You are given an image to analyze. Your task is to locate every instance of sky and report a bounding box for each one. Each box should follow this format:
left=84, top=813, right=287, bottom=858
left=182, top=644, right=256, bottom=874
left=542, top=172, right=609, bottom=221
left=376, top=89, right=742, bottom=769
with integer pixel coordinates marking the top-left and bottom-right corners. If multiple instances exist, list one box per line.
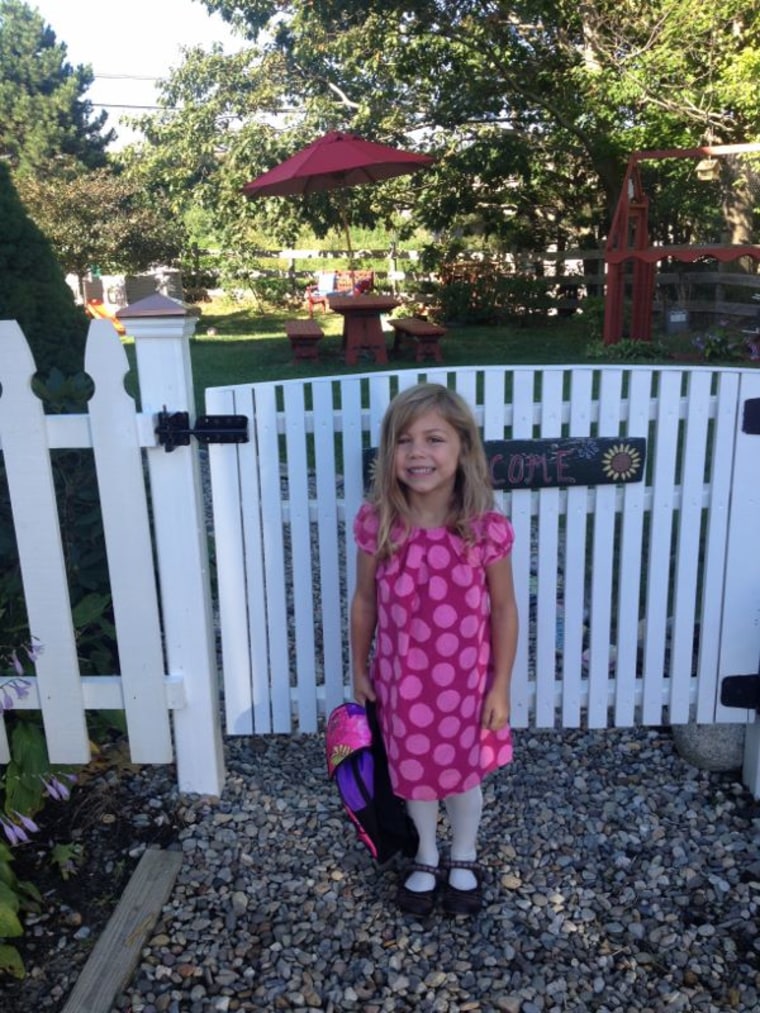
left=30, top=0, right=243, bottom=146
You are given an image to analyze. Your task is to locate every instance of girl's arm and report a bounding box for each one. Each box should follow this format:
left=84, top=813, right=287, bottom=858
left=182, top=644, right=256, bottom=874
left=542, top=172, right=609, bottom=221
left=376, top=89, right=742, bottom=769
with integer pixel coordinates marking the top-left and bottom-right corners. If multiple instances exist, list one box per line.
left=350, top=548, right=378, bottom=704
left=482, top=554, right=519, bottom=729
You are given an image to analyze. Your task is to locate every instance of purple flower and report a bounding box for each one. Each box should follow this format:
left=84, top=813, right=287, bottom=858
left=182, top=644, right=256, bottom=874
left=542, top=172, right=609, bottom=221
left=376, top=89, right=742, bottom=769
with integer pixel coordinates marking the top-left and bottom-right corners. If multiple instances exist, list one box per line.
left=10, top=678, right=29, bottom=700
left=0, top=678, right=31, bottom=714
left=0, top=815, right=29, bottom=846
left=41, top=775, right=71, bottom=801
left=13, top=811, right=39, bottom=835
left=25, top=640, right=43, bottom=663
left=10, top=651, right=24, bottom=676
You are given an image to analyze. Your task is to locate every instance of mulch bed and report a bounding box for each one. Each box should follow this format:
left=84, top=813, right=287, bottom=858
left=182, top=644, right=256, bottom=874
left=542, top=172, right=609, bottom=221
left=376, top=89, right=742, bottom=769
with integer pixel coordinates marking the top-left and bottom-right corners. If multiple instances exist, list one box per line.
left=2, top=740, right=180, bottom=1012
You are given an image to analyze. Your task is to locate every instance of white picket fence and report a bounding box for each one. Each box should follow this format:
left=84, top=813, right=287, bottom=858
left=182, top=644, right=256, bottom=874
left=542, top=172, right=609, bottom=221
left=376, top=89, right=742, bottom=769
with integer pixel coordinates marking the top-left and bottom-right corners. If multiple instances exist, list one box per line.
left=207, top=366, right=760, bottom=795
left=2, top=304, right=760, bottom=796
left=0, top=306, right=225, bottom=795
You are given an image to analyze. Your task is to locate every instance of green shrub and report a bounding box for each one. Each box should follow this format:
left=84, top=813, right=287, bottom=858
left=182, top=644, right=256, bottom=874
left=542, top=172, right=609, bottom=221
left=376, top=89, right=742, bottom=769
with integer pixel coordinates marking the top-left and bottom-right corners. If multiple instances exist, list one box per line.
left=438, top=272, right=551, bottom=324
left=0, top=163, right=88, bottom=376
left=692, top=325, right=747, bottom=361
left=585, top=337, right=667, bottom=361
left=0, top=645, right=77, bottom=980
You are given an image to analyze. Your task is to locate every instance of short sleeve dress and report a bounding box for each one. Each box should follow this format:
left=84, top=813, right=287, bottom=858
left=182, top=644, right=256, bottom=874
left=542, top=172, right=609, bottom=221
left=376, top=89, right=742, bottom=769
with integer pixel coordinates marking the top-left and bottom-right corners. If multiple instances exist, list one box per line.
left=354, top=502, right=515, bottom=801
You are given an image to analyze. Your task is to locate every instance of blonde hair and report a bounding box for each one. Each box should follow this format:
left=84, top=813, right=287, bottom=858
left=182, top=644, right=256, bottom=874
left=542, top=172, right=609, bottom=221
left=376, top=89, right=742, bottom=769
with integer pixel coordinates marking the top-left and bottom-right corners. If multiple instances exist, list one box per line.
left=369, top=383, right=494, bottom=557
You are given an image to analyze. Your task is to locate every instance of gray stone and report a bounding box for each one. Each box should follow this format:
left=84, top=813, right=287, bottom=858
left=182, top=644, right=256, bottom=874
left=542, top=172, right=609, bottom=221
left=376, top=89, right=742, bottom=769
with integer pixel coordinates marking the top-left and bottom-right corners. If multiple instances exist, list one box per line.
left=672, top=723, right=745, bottom=772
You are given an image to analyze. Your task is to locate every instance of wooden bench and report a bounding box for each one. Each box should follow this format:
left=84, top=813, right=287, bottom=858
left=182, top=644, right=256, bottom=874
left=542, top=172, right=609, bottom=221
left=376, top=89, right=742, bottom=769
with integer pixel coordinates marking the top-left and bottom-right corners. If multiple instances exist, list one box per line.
left=285, top=319, right=324, bottom=362
left=388, top=317, right=447, bottom=362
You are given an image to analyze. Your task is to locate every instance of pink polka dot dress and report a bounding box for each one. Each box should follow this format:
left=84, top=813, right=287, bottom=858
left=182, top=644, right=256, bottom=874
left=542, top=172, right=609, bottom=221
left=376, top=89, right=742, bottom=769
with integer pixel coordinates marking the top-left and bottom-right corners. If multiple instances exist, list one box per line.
left=354, top=502, right=515, bottom=801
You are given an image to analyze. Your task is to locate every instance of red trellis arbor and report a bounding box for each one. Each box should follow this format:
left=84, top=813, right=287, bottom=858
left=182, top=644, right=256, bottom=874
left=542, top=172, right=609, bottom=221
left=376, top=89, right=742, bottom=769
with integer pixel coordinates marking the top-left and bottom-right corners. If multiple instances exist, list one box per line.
left=604, top=143, right=760, bottom=345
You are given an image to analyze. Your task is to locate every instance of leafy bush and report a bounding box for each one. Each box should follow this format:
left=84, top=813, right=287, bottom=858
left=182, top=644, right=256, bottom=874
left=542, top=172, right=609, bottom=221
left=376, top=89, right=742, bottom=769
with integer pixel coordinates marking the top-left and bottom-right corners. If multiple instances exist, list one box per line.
left=0, top=647, right=78, bottom=980
left=438, top=271, right=552, bottom=324
left=691, top=325, right=747, bottom=361
left=585, top=338, right=667, bottom=361
left=0, top=163, right=88, bottom=376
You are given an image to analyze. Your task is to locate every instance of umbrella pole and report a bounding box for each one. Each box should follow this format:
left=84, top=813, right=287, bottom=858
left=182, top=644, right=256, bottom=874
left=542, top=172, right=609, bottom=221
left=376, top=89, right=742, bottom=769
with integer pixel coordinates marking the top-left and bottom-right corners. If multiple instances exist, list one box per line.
left=339, top=204, right=355, bottom=289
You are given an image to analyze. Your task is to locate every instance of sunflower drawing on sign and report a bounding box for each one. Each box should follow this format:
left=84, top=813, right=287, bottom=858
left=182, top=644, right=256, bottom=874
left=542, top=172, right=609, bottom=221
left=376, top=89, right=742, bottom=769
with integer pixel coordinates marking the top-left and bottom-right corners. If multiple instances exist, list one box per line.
left=601, top=442, right=643, bottom=482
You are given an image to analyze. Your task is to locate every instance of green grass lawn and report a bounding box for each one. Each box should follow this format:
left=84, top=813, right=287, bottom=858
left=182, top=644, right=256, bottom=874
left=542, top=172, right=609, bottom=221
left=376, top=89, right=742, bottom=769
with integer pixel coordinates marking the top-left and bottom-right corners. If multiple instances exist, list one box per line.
left=174, top=296, right=602, bottom=409
left=122, top=295, right=751, bottom=412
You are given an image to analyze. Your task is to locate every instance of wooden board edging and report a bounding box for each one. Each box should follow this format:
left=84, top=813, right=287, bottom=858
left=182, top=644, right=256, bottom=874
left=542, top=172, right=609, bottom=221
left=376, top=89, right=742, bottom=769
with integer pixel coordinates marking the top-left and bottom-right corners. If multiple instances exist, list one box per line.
left=61, top=847, right=183, bottom=1013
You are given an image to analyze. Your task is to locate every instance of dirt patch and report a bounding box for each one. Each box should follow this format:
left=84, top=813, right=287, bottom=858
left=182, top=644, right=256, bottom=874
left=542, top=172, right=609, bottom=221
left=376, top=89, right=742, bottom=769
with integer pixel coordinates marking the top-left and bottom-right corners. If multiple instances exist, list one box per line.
left=2, top=741, right=180, bottom=1012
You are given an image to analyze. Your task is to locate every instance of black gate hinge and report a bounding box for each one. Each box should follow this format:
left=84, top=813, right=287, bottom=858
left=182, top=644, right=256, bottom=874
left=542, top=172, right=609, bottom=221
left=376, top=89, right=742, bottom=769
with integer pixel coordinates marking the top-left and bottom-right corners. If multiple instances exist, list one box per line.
left=742, top=398, right=760, bottom=435
left=720, top=674, right=760, bottom=713
left=155, top=409, right=249, bottom=453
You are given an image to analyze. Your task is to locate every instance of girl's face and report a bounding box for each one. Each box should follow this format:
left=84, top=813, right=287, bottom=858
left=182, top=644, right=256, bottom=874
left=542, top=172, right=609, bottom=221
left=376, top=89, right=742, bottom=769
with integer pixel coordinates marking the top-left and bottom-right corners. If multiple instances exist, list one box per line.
left=394, top=410, right=462, bottom=498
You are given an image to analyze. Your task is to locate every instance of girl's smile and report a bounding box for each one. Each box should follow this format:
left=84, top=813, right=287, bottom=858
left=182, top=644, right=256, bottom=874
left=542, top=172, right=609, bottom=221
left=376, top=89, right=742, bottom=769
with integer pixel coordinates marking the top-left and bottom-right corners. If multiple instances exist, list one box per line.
left=395, top=410, right=461, bottom=504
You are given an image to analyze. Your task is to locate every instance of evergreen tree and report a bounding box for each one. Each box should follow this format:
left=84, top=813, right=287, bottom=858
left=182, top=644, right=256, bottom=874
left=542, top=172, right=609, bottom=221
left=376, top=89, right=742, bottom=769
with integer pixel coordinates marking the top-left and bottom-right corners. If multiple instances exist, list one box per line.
left=0, top=0, right=113, bottom=174
left=0, top=161, right=87, bottom=375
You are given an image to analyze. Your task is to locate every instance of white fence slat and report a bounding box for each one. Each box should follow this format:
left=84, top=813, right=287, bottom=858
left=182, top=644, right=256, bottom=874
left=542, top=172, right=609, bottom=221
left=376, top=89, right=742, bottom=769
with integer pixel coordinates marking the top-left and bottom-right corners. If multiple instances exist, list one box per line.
left=453, top=369, right=479, bottom=410
left=312, top=380, right=345, bottom=717
left=614, top=369, right=652, bottom=725
left=284, top=383, right=318, bottom=731
left=424, top=367, right=450, bottom=388
left=482, top=369, right=508, bottom=514
left=8, top=674, right=184, bottom=713
left=85, top=322, right=172, bottom=761
left=534, top=370, right=564, bottom=726
left=254, top=383, right=291, bottom=732
left=45, top=414, right=92, bottom=448
left=641, top=370, right=682, bottom=725
left=0, top=709, right=9, bottom=763
left=482, top=370, right=507, bottom=440
left=207, top=386, right=255, bottom=735
left=395, top=372, right=419, bottom=399
left=562, top=369, right=594, bottom=727
left=508, top=369, right=536, bottom=726
left=718, top=370, right=760, bottom=724
left=342, top=377, right=366, bottom=672
left=368, top=374, right=393, bottom=446
left=0, top=322, right=89, bottom=761
left=696, top=372, right=739, bottom=722
left=586, top=369, right=623, bottom=727
left=668, top=371, right=712, bottom=723
left=237, top=387, right=273, bottom=734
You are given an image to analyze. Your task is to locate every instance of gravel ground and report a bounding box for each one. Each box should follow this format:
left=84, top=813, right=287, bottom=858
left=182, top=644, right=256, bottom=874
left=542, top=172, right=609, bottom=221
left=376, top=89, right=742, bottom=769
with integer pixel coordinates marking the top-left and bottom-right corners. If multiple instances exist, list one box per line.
left=4, top=725, right=759, bottom=1013
left=33, top=722, right=760, bottom=1013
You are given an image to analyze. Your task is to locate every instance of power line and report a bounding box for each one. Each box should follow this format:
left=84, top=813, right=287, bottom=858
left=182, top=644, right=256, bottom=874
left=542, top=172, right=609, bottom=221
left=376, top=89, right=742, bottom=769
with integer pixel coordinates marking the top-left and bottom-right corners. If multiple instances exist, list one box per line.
left=96, top=103, right=166, bottom=110
left=92, top=73, right=161, bottom=81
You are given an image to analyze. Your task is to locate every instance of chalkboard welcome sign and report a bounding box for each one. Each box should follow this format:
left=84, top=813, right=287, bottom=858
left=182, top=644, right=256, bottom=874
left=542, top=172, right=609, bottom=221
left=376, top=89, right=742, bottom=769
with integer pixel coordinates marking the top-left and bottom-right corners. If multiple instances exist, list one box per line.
left=363, top=437, right=646, bottom=491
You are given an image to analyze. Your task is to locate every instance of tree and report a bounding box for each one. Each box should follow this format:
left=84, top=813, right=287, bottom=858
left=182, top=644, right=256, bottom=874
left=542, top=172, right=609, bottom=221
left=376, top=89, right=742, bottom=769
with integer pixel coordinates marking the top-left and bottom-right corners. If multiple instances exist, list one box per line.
left=0, top=161, right=87, bottom=375
left=124, top=1, right=760, bottom=261
left=15, top=161, right=185, bottom=299
left=0, top=0, right=113, bottom=174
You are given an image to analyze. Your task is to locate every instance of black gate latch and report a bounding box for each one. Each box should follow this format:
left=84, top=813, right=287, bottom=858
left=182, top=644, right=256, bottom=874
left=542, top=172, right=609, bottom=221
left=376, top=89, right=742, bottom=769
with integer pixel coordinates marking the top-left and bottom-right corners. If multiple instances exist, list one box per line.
left=742, top=398, right=760, bottom=435
left=720, top=674, right=760, bottom=713
left=155, top=409, right=249, bottom=452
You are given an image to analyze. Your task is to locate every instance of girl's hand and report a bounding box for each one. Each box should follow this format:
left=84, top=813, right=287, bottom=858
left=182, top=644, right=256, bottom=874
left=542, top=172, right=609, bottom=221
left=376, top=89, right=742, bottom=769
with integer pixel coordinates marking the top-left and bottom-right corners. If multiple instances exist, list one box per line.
left=481, top=687, right=510, bottom=731
left=353, top=671, right=376, bottom=706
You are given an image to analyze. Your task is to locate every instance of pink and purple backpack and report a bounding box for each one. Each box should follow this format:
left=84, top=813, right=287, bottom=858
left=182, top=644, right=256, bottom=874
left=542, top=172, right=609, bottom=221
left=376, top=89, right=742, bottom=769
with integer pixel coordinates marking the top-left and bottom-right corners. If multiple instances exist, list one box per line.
left=326, top=701, right=418, bottom=866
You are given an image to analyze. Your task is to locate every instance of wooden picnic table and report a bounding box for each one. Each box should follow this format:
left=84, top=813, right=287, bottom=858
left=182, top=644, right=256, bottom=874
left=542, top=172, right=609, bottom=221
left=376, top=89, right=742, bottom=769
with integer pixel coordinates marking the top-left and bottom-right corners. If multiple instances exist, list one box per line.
left=327, top=294, right=400, bottom=365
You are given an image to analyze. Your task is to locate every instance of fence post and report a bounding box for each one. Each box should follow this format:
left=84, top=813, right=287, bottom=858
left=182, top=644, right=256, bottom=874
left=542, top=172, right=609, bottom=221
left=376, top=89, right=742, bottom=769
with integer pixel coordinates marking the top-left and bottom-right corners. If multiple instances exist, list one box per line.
left=119, top=294, right=225, bottom=796
left=717, top=369, right=760, bottom=798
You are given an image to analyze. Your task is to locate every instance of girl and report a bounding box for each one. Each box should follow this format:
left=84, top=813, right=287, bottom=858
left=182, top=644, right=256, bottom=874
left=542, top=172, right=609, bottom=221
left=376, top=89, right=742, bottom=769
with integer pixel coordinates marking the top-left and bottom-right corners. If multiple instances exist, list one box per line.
left=350, top=383, right=518, bottom=917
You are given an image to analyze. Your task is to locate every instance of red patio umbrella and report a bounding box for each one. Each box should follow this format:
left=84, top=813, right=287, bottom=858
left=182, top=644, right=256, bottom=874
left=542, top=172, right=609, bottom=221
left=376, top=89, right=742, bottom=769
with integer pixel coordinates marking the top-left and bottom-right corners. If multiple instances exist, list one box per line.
left=242, top=130, right=434, bottom=271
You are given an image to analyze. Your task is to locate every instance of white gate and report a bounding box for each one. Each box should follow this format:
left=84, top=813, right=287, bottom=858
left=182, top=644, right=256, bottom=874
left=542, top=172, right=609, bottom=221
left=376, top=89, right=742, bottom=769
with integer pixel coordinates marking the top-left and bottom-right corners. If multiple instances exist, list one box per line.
left=0, top=309, right=225, bottom=795
left=4, top=306, right=760, bottom=799
left=207, top=366, right=760, bottom=793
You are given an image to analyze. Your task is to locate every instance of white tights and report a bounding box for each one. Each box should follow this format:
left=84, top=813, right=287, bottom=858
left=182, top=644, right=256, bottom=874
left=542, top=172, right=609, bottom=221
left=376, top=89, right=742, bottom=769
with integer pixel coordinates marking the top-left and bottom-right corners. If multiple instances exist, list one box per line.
left=404, top=786, right=483, bottom=892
